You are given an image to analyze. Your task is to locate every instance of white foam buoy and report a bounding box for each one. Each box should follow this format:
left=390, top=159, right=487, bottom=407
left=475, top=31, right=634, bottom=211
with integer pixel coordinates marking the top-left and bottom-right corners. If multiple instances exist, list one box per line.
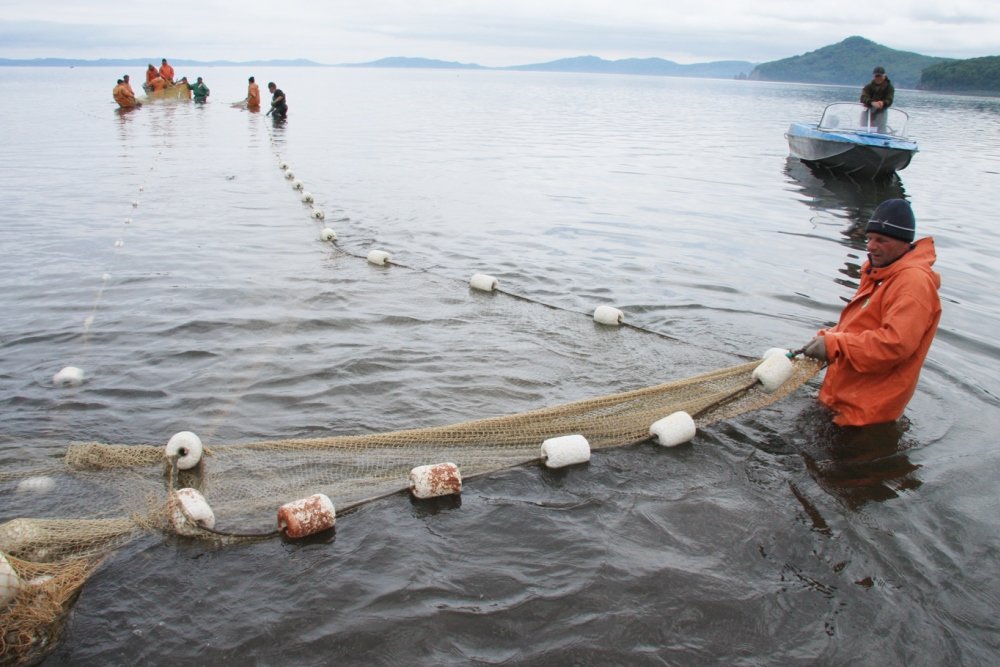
left=469, top=273, right=498, bottom=292
left=649, top=411, right=697, bottom=447
left=169, top=488, right=215, bottom=535
left=320, top=228, right=337, bottom=242
left=593, top=305, right=624, bottom=326
left=292, top=179, right=304, bottom=191
left=311, top=208, right=326, bottom=220
left=277, top=493, right=336, bottom=538
left=131, top=200, right=139, bottom=208
left=279, top=161, right=289, bottom=170
left=367, top=249, right=391, bottom=266
left=125, top=217, right=132, bottom=224
left=102, top=273, right=111, bottom=282
left=300, top=191, right=314, bottom=203
left=114, top=240, right=124, bottom=248
left=284, top=170, right=295, bottom=180
left=16, top=476, right=56, bottom=495
left=540, top=434, right=591, bottom=469
left=165, top=431, right=204, bottom=470
left=52, top=366, right=84, bottom=387
left=409, top=462, right=462, bottom=499
left=1, top=552, right=20, bottom=608
left=752, top=353, right=795, bottom=393
left=762, top=347, right=790, bottom=360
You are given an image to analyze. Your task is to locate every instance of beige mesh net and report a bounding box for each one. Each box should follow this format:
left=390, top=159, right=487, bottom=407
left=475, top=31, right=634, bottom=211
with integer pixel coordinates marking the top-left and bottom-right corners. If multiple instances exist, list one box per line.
left=1, top=357, right=819, bottom=666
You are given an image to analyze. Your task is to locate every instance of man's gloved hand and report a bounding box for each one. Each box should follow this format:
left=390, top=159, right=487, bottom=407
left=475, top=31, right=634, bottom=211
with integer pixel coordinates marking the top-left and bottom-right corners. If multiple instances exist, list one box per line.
left=802, top=336, right=827, bottom=362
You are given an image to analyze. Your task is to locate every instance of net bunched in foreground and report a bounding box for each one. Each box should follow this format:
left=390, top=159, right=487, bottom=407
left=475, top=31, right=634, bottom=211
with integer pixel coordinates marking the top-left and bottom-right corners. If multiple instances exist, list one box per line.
left=0, top=358, right=819, bottom=665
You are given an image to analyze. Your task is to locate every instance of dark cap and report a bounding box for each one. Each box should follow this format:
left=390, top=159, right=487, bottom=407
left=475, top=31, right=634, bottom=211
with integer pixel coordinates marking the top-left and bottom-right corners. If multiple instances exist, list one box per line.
left=873, top=66, right=886, bottom=75
left=866, top=199, right=915, bottom=242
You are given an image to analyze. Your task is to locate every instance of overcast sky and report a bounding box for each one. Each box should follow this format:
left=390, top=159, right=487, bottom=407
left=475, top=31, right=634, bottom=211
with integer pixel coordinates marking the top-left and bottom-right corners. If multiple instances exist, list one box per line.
left=2, top=1, right=998, bottom=66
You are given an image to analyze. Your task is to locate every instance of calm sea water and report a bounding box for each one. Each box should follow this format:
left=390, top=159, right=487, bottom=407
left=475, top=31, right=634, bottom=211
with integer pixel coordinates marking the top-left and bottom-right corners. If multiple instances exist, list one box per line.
left=1, top=66, right=999, bottom=665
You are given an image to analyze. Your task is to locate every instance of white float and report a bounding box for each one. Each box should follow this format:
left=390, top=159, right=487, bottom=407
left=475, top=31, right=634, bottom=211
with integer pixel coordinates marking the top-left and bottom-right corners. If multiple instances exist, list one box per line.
left=469, top=273, right=498, bottom=292
left=169, top=488, right=215, bottom=535
left=300, top=191, right=314, bottom=203
left=311, top=208, right=326, bottom=220
left=320, top=228, right=337, bottom=242
left=131, top=200, right=139, bottom=208
left=279, top=161, right=290, bottom=170
left=367, top=250, right=391, bottom=266
left=52, top=366, right=84, bottom=387
left=278, top=493, right=336, bottom=538
left=284, top=170, right=295, bottom=180
left=593, top=305, right=624, bottom=326
left=540, top=434, right=591, bottom=468
left=16, top=476, right=56, bottom=495
left=1, top=552, right=19, bottom=608
left=292, top=179, right=304, bottom=191
left=409, top=462, right=462, bottom=499
left=649, top=411, right=696, bottom=447
left=752, top=353, right=795, bottom=393
left=165, top=431, right=204, bottom=470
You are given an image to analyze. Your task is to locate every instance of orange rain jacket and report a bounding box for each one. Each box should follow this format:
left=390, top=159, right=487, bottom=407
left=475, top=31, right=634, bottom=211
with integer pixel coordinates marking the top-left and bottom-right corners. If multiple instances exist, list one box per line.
left=817, top=237, right=941, bottom=426
left=159, top=61, right=175, bottom=82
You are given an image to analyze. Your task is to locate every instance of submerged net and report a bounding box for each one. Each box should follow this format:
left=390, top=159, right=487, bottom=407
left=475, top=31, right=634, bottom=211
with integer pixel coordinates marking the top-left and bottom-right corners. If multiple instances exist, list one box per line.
left=1, top=357, right=819, bottom=665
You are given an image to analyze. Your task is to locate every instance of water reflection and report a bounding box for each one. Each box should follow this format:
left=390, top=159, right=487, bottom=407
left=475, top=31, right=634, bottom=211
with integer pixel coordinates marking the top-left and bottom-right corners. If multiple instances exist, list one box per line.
left=784, top=156, right=908, bottom=292
left=794, top=405, right=922, bottom=510
left=784, top=157, right=907, bottom=233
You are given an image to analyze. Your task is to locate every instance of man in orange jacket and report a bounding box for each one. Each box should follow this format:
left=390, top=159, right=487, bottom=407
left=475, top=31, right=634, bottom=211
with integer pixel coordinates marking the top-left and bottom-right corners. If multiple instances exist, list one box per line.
left=801, top=199, right=941, bottom=426
left=159, top=58, right=175, bottom=84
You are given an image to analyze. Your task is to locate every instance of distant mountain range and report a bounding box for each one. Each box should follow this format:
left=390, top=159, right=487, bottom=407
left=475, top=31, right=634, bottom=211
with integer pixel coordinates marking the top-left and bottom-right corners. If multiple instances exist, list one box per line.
left=343, top=55, right=756, bottom=80
left=2, top=37, right=996, bottom=94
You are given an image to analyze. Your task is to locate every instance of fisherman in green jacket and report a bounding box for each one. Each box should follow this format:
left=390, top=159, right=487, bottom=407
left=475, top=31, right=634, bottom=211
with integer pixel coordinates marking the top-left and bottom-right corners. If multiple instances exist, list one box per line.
left=860, top=66, right=893, bottom=131
left=189, top=76, right=210, bottom=103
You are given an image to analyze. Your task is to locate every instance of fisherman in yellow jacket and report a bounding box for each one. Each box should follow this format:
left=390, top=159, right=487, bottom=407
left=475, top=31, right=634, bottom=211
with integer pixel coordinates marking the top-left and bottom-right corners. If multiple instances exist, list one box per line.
left=801, top=199, right=941, bottom=426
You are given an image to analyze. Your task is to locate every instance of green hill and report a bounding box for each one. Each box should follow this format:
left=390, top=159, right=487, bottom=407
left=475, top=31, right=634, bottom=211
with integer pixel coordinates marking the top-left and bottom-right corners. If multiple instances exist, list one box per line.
left=920, top=56, right=1000, bottom=94
left=748, top=36, right=951, bottom=88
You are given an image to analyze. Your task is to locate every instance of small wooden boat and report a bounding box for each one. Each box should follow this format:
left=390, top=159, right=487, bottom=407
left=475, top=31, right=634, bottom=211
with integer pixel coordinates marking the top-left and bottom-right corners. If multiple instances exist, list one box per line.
left=785, top=102, right=918, bottom=179
left=142, top=80, right=191, bottom=101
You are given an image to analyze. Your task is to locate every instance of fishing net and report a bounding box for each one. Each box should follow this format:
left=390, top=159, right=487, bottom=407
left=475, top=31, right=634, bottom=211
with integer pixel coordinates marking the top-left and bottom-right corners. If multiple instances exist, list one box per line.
left=0, top=356, right=818, bottom=666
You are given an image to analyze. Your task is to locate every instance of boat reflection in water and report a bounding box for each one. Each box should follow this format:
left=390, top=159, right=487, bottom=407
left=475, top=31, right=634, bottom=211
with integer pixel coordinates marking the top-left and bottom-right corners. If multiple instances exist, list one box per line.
left=784, top=154, right=906, bottom=248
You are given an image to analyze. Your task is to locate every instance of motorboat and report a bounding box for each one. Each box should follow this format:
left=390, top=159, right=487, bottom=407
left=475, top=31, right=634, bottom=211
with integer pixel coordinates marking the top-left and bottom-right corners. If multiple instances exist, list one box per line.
left=785, top=102, right=918, bottom=179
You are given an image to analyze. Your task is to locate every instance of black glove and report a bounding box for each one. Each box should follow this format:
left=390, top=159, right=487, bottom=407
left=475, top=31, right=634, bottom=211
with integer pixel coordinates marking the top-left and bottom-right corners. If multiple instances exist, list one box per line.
left=802, top=336, right=827, bottom=362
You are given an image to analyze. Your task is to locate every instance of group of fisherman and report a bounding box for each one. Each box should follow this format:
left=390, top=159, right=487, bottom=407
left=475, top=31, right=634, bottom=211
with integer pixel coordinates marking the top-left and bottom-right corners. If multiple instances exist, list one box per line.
left=113, top=59, right=286, bottom=120
left=113, top=58, right=210, bottom=109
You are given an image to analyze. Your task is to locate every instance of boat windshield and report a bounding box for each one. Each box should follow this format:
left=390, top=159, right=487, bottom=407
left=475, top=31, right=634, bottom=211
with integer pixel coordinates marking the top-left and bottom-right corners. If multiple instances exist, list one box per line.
left=817, top=103, right=910, bottom=138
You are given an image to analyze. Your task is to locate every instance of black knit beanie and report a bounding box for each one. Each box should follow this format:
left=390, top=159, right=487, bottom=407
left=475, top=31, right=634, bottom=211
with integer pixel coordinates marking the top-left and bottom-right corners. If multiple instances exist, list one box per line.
left=866, top=199, right=915, bottom=242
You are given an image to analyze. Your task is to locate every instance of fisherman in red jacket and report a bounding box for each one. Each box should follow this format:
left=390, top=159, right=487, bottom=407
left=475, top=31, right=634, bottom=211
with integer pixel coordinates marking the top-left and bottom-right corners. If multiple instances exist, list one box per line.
left=801, top=199, right=941, bottom=426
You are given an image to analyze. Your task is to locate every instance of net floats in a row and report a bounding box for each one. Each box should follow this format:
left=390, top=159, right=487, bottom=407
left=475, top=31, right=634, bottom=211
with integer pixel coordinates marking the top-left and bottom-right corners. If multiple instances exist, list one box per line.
left=753, top=348, right=796, bottom=393
left=593, top=305, right=625, bottom=326
left=169, top=488, right=216, bottom=536
left=278, top=494, right=336, bottom=539
left=165, top=431, right=204, bottom=470
left=470, top=273, right=499, bottom=292
left=1, top=551, right=19, bottom=607
left=649, top=411, right=697, bottom=447
left=367, top=250, right=392, bottom=266
left=52, top=366, right=85, bottom=387
left=409, top=462, right=462, bottom=498
left=541, top=435, right=591, bottom=468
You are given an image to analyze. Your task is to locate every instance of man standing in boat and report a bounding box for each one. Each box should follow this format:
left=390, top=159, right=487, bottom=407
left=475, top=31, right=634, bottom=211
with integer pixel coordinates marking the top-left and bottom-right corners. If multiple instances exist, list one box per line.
left=159, top=58, right=175, bottom=85
left=800, top=199, right=941, bottom=427
left=268, top=82, right=288, bottom=120
left=860, top=66, right=894, bottom=131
